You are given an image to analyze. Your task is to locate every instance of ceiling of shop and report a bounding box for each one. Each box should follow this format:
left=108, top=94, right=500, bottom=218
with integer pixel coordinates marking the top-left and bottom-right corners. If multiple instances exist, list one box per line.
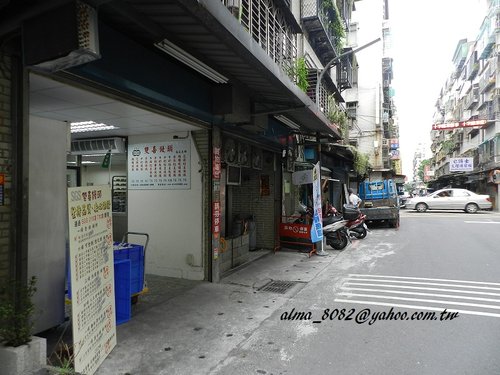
left=29, top=73, right=201, bottom=140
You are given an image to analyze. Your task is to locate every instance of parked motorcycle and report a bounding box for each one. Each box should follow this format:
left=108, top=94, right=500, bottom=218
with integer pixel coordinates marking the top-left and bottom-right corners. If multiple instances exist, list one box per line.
left=322, top=203, right=350, bottom=250
left=342, top=204, right=369, bottom=239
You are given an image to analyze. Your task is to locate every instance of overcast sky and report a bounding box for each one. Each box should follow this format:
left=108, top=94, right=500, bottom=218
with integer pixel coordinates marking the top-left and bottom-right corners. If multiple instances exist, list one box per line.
left=390, top=0, right=487, bottom=177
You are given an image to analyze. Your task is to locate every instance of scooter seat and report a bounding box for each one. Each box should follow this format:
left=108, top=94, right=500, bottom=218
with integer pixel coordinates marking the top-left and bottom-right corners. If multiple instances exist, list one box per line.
left=323, top=215, right=343, bottom=225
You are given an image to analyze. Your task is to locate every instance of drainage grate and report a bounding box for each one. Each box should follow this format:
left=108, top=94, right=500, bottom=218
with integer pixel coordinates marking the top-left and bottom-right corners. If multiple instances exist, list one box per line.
left=259, top=280, right=298, bottom=294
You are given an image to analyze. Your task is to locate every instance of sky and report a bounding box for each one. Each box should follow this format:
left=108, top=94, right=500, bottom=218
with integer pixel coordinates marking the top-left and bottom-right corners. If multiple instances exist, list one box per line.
left=390, top=0, right=487, bottom=178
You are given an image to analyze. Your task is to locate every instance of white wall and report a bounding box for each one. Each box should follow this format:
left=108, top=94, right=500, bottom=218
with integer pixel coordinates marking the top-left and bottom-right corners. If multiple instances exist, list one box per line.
left=81, top=164, right=126, bottom=186
left=28, top=116, right=67, bottom=333
left=127, top=133, right=204, bottom=280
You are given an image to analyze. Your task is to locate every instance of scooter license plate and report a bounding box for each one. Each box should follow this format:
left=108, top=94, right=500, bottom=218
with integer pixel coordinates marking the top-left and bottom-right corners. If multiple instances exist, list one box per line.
left=363, top=223, right=368, bottom=230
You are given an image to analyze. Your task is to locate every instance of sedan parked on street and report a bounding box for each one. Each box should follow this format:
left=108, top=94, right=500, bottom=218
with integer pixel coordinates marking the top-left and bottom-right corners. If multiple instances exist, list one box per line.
left=406, top=188, right=492, bottom=213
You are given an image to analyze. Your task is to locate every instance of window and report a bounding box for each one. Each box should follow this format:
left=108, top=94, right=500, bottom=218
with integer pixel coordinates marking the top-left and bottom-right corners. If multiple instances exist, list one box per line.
left=452, top=190, right=470, bottom=197
left=436, top=190, right=451, bottom=197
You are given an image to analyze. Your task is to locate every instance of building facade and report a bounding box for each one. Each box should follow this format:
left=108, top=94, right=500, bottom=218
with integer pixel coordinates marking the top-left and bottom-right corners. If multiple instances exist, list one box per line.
left=429, top=0, right=500, bottom=210
left=344, top=0, right=402, bottom=183
left=0, top=0, right=365, bottom=333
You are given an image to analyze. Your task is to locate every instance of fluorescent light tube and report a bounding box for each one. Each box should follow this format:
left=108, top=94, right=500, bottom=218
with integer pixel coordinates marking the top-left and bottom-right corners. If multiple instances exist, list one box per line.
left=275, top=115, right=301, bottom=130
left=154, top=39, right=229, bottom=84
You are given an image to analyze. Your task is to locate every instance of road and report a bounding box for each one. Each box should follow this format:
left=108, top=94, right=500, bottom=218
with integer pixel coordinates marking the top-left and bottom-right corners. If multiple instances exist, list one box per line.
left=212, top=211, right=500, bottom=375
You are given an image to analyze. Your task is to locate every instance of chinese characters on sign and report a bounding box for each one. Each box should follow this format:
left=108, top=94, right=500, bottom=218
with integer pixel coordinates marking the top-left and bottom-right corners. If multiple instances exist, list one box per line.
left=67, top=186, right=116, bottom=375
left=213, top=146, right=221, bottom=180
left=128, top=140, right=191, bottom=189
left=450, top=157, right=474, bottom=172
left=310, top=162, right=323, bottom=243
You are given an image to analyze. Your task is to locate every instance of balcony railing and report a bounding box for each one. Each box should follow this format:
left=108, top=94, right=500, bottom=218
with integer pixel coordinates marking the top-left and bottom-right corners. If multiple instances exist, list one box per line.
left=479, top=64, right=495, bottom=93
left=337, top=56, right=353, bottom=90
left=222, top=0, right=298, bottom=80
left=302, top=0, right=342, bottom=66
left=464, top=86, right=479, bottom=109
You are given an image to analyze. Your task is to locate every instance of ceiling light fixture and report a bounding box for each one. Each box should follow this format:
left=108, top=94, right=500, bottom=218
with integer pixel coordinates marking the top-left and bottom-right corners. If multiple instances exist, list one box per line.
left=154, top=39, right=229, bottom=84
left=274, top=115, right=301, bottom=130
left=70, top=121, right=119, bottom=133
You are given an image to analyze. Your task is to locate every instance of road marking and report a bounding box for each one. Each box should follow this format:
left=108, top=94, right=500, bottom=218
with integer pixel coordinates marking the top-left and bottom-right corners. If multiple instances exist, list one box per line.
left=334, top=299, right=500, bottom=318
left=344, top=279, right=500, bottom=291
left=348, top=274, right=500, bottom=286
left=343, top=287, right=500, bottom=302
left=343, top=282, right=500, bottom=296
left=338, top=292, right=500, bottom=310
left=337, top=274, right=500, bottom=318
left=464, top=221, right=500, bottom=224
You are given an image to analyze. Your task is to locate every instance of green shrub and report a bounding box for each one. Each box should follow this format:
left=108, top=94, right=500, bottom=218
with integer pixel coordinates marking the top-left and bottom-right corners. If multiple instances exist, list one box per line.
left=0, top=276, right=37, bottom=347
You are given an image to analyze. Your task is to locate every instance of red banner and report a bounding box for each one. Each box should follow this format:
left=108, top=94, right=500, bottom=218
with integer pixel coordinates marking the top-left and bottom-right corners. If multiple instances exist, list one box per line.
left=432, top=119, right=487, bottom=131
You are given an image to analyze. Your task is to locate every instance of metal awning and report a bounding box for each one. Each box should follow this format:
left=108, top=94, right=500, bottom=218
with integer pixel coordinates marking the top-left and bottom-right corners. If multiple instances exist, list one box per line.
left=93, top=0, right=339, bottom=137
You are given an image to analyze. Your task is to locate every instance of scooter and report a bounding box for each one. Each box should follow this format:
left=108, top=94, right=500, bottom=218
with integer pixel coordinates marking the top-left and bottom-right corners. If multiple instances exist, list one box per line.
left=322, top=204, right=350, bottom=250
left=342, top=204, right=369, bottom=239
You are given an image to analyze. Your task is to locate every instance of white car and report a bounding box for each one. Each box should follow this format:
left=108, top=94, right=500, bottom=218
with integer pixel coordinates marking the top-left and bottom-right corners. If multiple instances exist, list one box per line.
left=406, top=188, right=492, bottom=213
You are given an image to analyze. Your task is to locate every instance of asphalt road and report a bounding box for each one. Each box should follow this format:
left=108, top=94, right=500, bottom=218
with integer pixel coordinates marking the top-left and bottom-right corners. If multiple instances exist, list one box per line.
left=212, top=211, right=500, bottom=375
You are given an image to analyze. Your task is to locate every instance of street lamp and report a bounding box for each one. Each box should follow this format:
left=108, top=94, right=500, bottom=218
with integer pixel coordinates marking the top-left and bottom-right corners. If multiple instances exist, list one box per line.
left=314, top=38, right=380, bottom=256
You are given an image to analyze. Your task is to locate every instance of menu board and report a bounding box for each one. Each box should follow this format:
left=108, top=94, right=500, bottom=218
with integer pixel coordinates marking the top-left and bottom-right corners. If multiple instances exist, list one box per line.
left=67, top=186, right=116, bottom=375
left=128, top=140, right=191, bottom=190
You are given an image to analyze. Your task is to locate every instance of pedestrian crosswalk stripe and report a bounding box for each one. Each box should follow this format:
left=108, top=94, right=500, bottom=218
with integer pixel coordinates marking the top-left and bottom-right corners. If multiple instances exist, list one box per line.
left=343, top=287, right=500, bottom=302
left=339, top=292, right=500, bottom=310
left=348, top=274, right=500, bottom=286
left=345, top=279, right=500, bottom=291
left=337, top=274, right=500, bottom=319
left=334, top=299, right=500, bottom=319
left=463, top=221, right=500, bottom=224
left=343, top=282, right=500, bottom=296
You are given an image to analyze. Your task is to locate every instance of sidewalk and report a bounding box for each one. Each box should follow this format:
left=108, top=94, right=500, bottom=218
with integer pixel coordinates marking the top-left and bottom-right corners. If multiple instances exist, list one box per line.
left=87, top=249, right=342, bottom=375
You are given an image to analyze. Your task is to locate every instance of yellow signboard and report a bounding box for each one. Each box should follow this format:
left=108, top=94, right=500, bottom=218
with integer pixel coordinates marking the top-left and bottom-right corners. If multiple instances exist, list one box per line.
left=67, top=186, right=116, bottom=375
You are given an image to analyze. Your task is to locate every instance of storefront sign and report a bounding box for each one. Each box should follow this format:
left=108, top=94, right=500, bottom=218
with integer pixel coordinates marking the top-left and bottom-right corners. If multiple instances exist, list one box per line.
left=212, top=201, right=221, bottom=259
left=213, top=147, right=221, bottom=180
left=128, top=140, right=191, bottom=189
left=67, top=186, right=116, bottom=375
left=432, top=120, right=487, bottom=131
left=450, top=157, right=473, bottom=172
left=310, top=162, right=323, bottom=243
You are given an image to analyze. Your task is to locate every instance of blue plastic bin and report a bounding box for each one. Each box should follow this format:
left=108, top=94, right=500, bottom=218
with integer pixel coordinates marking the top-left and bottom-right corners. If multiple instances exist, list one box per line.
left=113, top=242, right=145, bottom=295
left=114, top=259, right=131, bottom=325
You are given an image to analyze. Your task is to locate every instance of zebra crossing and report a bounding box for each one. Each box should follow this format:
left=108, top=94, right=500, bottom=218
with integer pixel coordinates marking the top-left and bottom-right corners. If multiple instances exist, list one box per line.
left=334, top=274, right=500, bottom=318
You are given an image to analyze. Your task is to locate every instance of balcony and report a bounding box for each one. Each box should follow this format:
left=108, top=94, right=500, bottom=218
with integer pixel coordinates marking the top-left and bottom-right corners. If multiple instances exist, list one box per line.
left=306, top=68, right=342, bottom=117
left=479, top=64, right=495, bottom=93
left=229, top=0, right=299, bottom=77
left=337, top=52, right=353, bottom=90
left=302, top=0, right=343, bottom=66
left=466, top=51, right=479, bottom=80
left=464, top=86, right=479, bottom=109
left=479, top=102, right=496, bottom=121
left=478, top=17, right=496, bottom=59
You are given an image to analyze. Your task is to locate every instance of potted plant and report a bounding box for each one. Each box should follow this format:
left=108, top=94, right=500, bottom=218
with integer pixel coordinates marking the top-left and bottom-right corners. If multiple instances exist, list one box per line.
left=0, top=276, right=47, bottom=375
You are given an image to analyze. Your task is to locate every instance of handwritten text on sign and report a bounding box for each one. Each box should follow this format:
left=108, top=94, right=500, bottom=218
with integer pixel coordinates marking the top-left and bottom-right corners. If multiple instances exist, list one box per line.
left=68, top=186, right=116, bottom=375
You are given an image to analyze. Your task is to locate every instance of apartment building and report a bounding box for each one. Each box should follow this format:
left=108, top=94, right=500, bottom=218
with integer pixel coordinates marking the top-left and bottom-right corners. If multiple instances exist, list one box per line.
left=343, top=0, right=402, bottom=182
left=429, top=0, right=500, bottom=210
left=0, top=0, right=365, bottom=334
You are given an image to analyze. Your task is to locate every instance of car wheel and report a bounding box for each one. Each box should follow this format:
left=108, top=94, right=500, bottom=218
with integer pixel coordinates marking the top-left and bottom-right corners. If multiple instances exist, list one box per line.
left=465, top=203, right=479, bottom=214
left=415, top=203, right=428, bottom=212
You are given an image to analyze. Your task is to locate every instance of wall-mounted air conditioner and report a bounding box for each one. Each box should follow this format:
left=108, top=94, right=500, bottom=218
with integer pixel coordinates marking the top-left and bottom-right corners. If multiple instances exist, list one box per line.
left=23, top=1, right=100, bottom=72
left=71, top=137, right=126, bottom=155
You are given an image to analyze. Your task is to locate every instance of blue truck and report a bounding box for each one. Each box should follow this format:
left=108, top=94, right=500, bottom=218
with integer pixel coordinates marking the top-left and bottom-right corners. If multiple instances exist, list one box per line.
left=358, top=179, right=400, bottom=228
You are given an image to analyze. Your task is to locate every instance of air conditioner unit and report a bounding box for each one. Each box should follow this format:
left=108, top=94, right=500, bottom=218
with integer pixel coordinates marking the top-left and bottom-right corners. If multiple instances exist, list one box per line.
left=23, top=1, right=100, bottom=72
left=71, top=137, right=126, bottom=155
